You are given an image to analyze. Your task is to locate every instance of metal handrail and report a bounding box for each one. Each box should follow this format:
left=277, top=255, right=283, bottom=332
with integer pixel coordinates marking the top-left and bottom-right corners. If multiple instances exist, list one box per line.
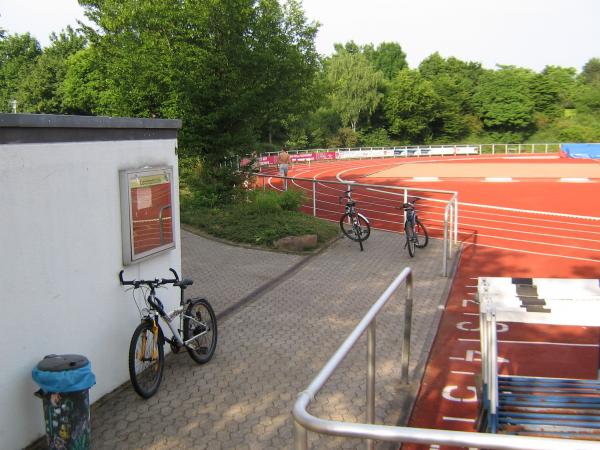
left=253, top=173, right=458, bottom=276
left=292, top=268, right=600, bottom=450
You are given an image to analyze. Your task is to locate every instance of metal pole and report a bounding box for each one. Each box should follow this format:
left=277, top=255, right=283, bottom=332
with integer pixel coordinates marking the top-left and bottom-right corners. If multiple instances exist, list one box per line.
left=403, top=189, right=408, bottom=225
left=262, top=175, right=265, bottom=191
left=401, top=272, right=413, bottom=382
left=313, top=179, right=317, bottom=217
left=367, top=321, right=376, bottom=450
left=294, top=420, right=308, bottom=450
left=448, top=203, right=454, bottom=255
left=454, top=196, right=459, bottom=245
left=443, top=208, right=449, bottom=277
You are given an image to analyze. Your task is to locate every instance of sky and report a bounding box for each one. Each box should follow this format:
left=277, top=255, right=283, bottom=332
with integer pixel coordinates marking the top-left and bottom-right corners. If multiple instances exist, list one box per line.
left=1, top=0, right=599, bottom=73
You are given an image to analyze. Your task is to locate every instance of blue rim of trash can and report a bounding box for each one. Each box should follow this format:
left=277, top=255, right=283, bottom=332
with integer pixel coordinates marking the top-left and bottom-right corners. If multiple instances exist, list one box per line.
left=32, top=361, right=96, bottom=393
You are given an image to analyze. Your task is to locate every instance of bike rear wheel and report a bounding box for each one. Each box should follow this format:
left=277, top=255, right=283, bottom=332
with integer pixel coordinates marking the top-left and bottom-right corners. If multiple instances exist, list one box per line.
left=128, top=320, right=164, bottom=399
left=340, top=213, right=371, bottom=242
left=405, top=221, right=416, bottom=257
left=184, top=299, right=218, bottom=364
left=414, top=218, right=429, bottom=248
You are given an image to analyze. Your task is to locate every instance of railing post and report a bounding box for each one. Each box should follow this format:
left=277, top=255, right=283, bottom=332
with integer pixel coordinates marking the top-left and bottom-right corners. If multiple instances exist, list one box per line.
left=448, top=203, right=454, bottom=255
left=294, top=420, right=308, bottom=450
left=401, top=272, right=413, bottom=383
left=313, top=179, right=317, bottom=217
left=403, top=189, right=408, bottom=225
left=367, top=321, right=376, bottom=450
left=443, top=208, right=449, bottom=277
left=262, top=174, right=265, bottom=191
left=454, top=196, right=459, bottom=245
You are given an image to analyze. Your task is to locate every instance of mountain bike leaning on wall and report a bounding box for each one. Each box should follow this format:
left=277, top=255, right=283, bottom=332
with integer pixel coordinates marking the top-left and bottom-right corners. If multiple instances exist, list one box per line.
left=339, top=186, right=371, bottom=251
left=398, top=198, right=429, bottom=257
left=119, top=268, right=217, bottom=398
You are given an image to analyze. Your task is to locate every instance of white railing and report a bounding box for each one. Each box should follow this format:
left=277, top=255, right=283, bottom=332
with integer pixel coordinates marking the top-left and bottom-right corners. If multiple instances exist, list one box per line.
left=260, top=143, right=561, bottom=159
left=292, top=268, right=600, bottom=450
left=253, top=174, right=458, bottom=276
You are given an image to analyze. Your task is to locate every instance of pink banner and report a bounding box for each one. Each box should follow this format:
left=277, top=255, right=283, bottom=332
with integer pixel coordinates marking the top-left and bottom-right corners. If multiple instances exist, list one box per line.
left=314, top=151, right=337, bottom=160
left=259, top=151, right=337, bottom=165
left=290, top=153, right=314, bottom=163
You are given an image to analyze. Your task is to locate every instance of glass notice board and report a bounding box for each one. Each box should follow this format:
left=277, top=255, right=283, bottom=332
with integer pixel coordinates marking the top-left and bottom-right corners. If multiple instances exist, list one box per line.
left=119, top=166, right=175, bottom=265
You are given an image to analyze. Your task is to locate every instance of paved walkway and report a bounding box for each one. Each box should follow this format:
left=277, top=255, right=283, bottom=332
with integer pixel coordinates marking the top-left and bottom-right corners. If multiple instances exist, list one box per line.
left=89, top=229, right=453, bottom=449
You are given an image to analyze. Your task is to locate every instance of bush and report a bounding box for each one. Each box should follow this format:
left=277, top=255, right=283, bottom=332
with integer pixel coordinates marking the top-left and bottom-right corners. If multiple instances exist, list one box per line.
left=180, top=156, right=246, bottom=209
left=277, top=189, right=304, bottom=211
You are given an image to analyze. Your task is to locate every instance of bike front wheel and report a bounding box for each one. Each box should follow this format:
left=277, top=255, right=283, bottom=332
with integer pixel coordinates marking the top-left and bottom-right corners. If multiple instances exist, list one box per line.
left=405, top=221, right=416, bottom=257
left=340, top=213, right=371, bottom=242
left=128, top=320, right=164, bottom=399
left=184, top=299, right=218, bottom=364
left=414, top=218, right=429, bottom=248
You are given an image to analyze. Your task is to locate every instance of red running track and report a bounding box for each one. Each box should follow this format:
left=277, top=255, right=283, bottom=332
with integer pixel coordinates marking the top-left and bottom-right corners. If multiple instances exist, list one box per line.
left=262, top=155, right=600, bottom=448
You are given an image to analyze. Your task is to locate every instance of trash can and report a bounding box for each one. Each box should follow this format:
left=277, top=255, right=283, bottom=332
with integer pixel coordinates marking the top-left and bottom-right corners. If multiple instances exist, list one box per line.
left=32, top=354, right=96, bottom=450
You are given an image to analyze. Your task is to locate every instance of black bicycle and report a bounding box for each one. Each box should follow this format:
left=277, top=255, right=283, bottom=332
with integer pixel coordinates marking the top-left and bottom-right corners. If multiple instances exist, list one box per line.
left=400, top=198, right=429, bottom=257
left=339, top=187, right=371, bottom=251
left=119, top=268, right=217, bottom=398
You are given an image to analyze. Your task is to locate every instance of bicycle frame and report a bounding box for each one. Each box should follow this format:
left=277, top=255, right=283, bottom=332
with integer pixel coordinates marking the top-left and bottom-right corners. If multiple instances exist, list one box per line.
left=120, top=270, right=209, bottom=351
left=144, top=287, right=209, bottom=349
left=339, top=187, right=371, bottom=251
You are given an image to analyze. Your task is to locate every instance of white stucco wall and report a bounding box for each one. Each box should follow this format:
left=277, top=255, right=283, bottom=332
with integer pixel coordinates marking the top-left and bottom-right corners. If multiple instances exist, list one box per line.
left=0, top=136, right=181, bottom=449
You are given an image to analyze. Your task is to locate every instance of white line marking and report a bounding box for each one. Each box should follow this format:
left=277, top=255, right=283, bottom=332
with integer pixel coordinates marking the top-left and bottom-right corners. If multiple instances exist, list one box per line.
left=459, top=201, right=600, bottom=221
left=502, top=155, right=559, bottom=159
left=484, top=177, right=514, bottom=182
left=462, top=312, right=478, bottom=316
left=459, top=338, right=598, bottom=348
left=451, top=371, right=476, bottom=375
left=560, top=178, right=590, bottom=183
left=459, top=226, right=600, bottom=250
left=461, top=241, right=600, bottom=264
left=443, top=416, right=476, bottom=423
left=458, top=212, right=600, bottom=236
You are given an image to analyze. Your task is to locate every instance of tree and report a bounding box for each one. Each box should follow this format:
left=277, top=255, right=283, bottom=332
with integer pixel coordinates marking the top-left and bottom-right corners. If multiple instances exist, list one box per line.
left=326, top=48, right=384, bottom=131
left=472, top=67, right=536, bottom=135
left=76, top=0, right=319, bottom=159
left=0, top=33, right=41, bottom=112
left=541, top=65, right=578, bottom=109
left=18, top=27, right=87, bottom=113
left=581, top=58, right=600, bottom=85
left=384, top=69, right=440, bottom=143
left=363, top=42, right=407, bottom=80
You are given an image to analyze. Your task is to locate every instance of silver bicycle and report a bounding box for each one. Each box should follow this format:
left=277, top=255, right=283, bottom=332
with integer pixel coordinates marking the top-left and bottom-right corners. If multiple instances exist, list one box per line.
left=119, top=268, right=217, bottom=398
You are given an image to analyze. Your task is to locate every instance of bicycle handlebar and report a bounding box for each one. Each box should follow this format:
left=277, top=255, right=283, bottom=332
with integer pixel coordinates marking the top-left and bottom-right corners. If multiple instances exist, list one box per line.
left=339, top=189, right=353, bottom=204
left=119, top=268, right=184, bottom=289
left=396, top=198, right=419, bottom=210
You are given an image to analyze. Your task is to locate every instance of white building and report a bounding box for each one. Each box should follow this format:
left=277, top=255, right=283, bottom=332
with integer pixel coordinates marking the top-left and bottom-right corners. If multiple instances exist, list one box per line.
left=0, top=113, right=182, bottom=449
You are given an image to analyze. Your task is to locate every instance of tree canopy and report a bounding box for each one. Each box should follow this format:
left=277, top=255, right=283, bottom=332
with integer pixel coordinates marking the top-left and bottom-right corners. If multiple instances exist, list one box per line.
left=1, top=3, right=600, bottom=151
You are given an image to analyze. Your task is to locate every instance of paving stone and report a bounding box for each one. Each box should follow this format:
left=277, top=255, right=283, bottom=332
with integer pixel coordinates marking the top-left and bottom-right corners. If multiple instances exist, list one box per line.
left=90, top=229, right=451, bottom=449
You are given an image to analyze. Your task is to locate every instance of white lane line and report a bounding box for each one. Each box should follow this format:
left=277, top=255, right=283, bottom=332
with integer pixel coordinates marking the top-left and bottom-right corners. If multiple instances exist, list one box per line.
left=458, top=212, right=600, bottom=236
left=502, top=155, right=559, bottom=159
left=460, top=240, right=600, bottom=263
left=461, top=228, right=600, bottom=252
left=459, top=201, right=600, bottom=221
left=459, top=338, right=598, bottom=348
left=457, top=221, right=600, bottom=248
left=483, top=177, right=514, bottom=182
left=451, top=371, right=476, bottom=375
left=560, top=178, right=590, bottom=183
